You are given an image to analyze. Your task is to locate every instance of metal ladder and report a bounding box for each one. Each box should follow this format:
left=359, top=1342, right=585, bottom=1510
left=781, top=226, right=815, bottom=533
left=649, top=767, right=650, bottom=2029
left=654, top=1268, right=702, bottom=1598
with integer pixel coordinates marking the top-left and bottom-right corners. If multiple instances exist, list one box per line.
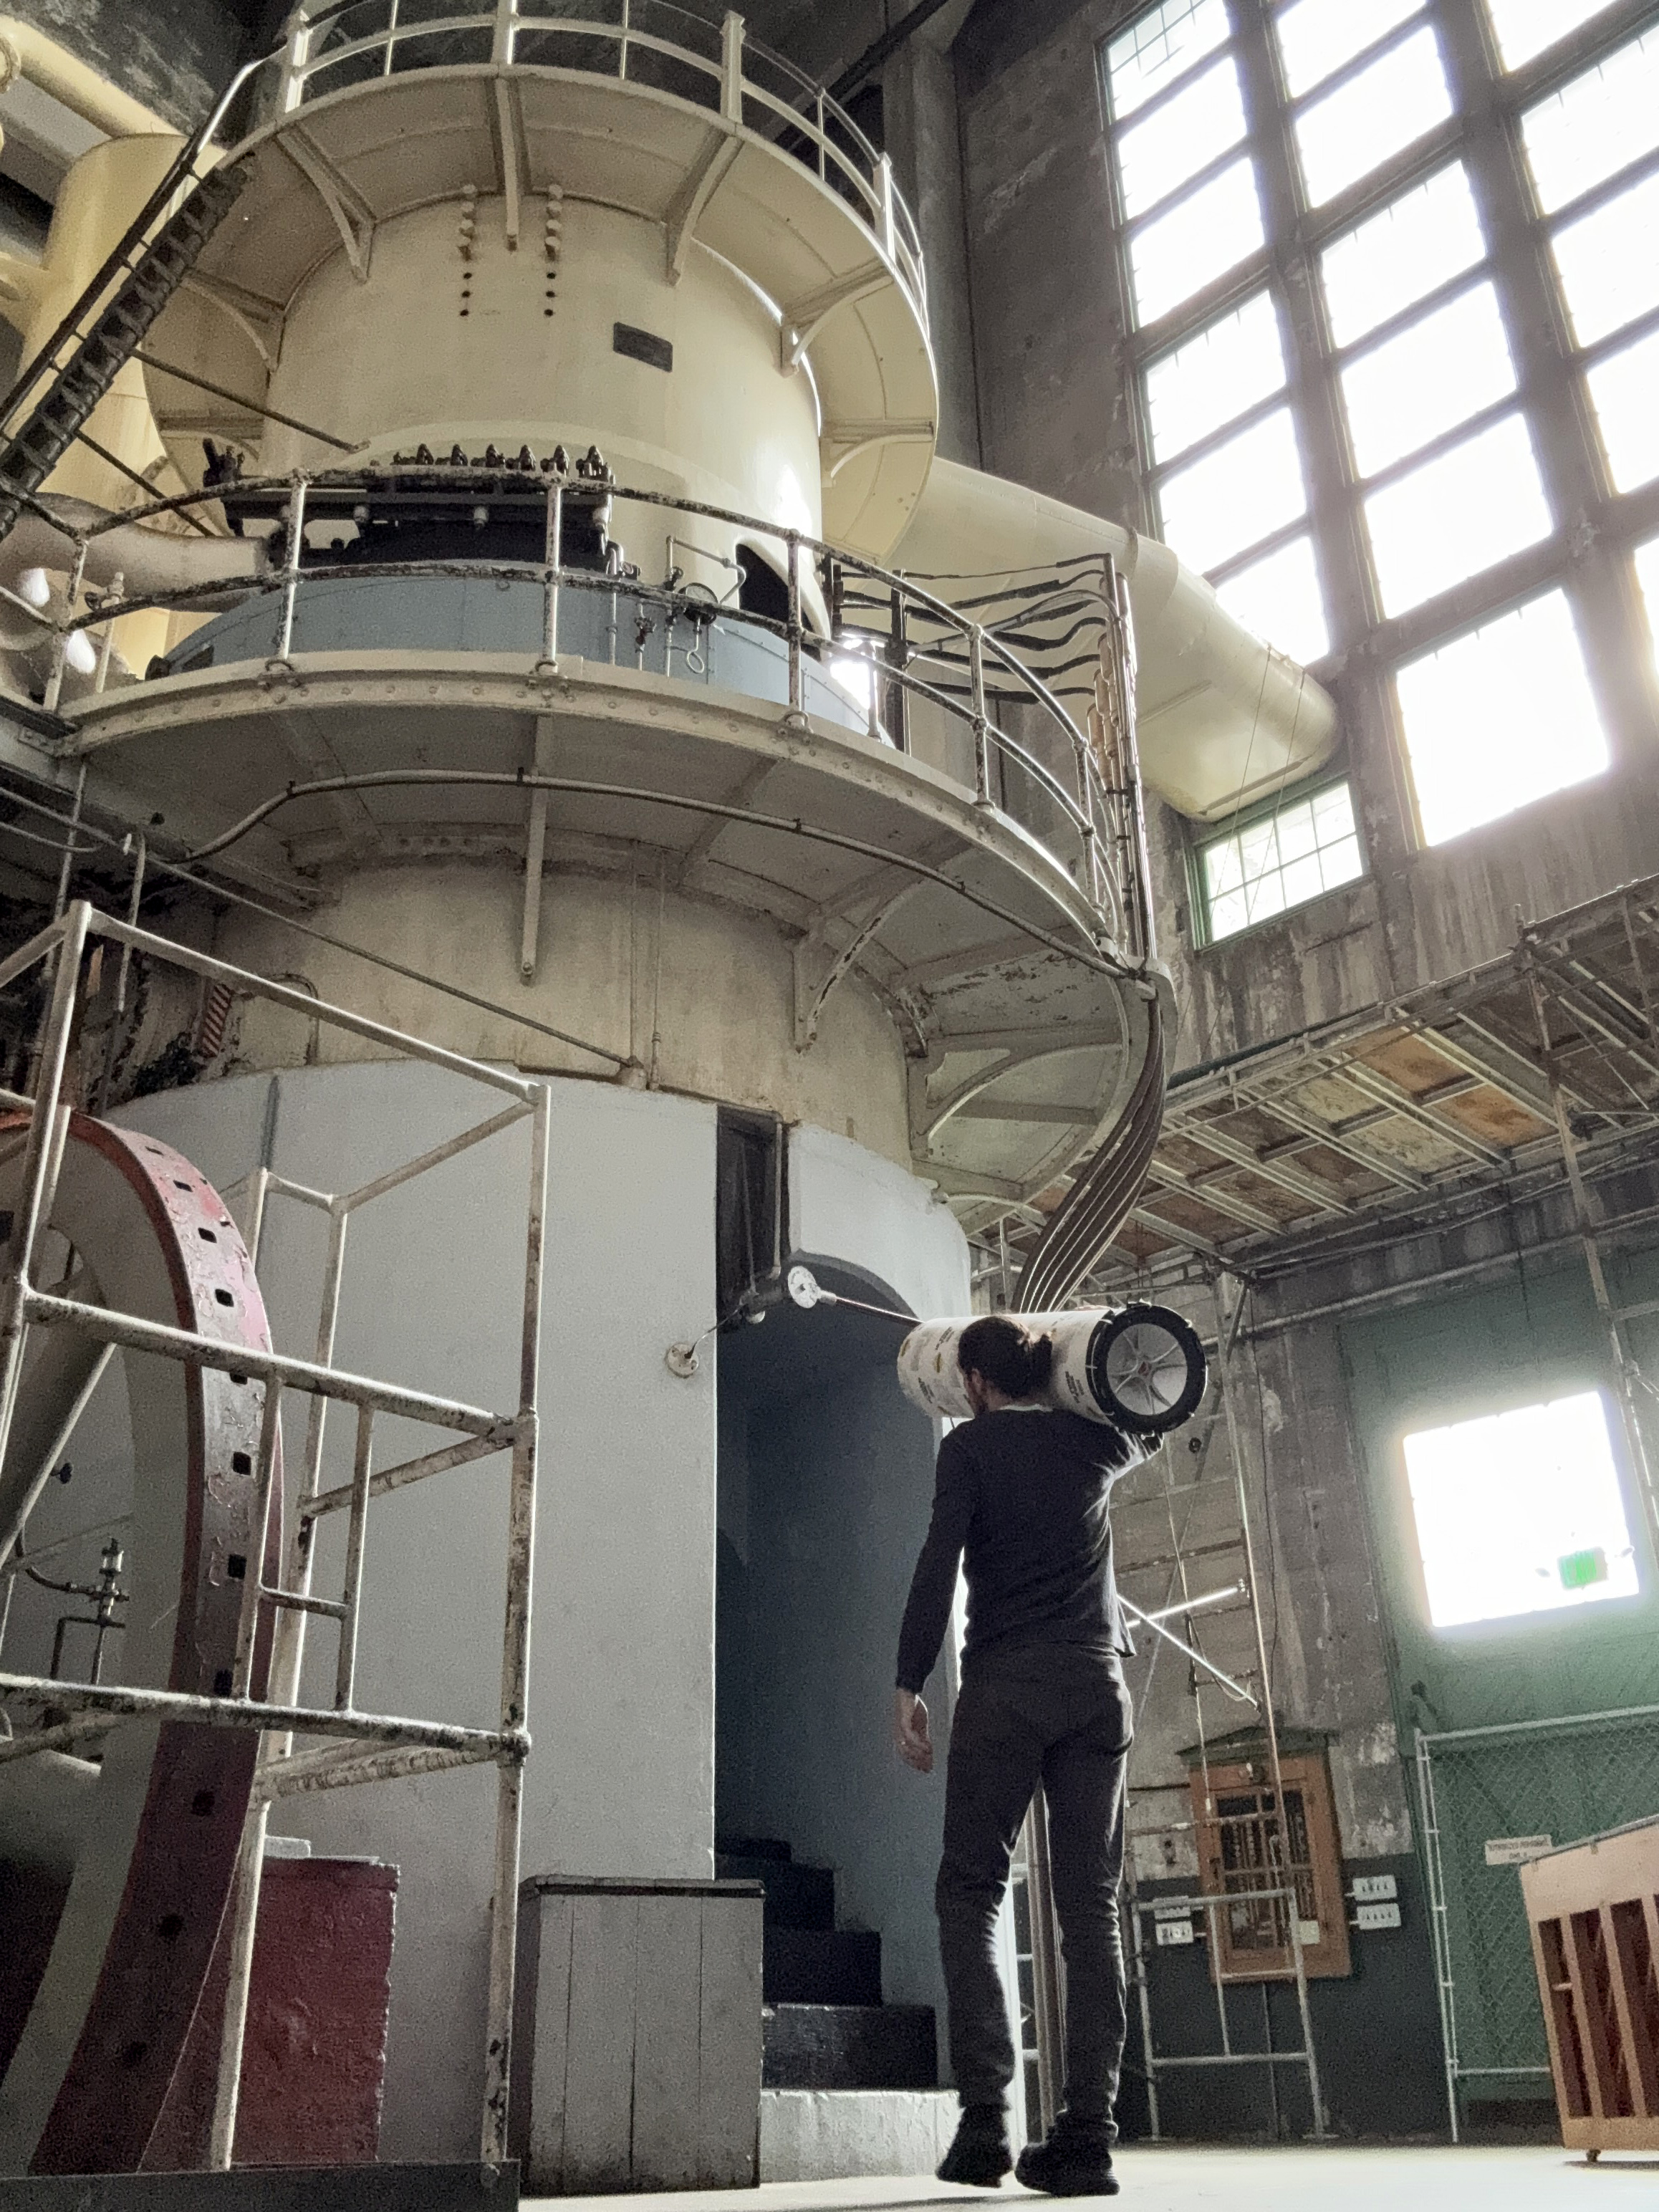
left=0, top=106, right=253, bottom=547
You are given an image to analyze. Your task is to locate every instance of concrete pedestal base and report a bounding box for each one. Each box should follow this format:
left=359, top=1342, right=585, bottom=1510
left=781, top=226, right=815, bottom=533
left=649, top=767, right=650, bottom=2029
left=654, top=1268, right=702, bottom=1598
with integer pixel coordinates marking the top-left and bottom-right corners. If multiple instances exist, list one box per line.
left=758, top=2090, right=959, bottom=2181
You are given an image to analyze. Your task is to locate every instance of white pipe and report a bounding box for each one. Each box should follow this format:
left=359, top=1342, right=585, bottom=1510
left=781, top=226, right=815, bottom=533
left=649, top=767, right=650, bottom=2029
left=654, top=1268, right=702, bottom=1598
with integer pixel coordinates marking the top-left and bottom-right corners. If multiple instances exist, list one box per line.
left=0, top=498, right=266, bottom=607
left=0, top=19, right=171, bottom=143
left=891, top=458, right=1338, bottom=823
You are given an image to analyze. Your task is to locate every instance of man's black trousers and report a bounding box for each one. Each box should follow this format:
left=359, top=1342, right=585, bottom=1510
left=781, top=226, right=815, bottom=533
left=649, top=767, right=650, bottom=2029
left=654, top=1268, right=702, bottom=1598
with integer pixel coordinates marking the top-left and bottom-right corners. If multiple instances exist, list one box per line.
left=935, top=1645, right=1133, bottom=2130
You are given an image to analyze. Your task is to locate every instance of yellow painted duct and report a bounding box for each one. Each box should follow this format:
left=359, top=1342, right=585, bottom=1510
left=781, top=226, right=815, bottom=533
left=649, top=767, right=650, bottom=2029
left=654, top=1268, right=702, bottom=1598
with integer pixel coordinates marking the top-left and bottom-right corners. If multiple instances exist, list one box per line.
left=0, top=19, right=170, bottom=143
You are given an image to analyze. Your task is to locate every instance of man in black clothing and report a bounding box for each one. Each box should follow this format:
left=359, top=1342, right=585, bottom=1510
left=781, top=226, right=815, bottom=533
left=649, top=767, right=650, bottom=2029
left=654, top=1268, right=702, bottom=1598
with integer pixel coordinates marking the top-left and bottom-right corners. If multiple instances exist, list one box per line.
left=894, top=1314, right=1146, bottom=2195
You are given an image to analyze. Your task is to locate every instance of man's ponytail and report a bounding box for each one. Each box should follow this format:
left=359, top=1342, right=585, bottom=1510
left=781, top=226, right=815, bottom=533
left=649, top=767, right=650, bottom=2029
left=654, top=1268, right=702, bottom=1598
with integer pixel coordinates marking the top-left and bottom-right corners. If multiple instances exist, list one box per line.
left=958, top=1314, right=1055, bottom=1400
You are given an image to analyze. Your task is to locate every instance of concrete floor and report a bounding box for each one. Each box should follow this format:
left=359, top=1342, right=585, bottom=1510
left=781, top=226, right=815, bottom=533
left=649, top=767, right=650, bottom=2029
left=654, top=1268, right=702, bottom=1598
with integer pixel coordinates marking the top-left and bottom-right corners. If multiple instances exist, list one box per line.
left=534, top=2146, right=1657, bottom=2212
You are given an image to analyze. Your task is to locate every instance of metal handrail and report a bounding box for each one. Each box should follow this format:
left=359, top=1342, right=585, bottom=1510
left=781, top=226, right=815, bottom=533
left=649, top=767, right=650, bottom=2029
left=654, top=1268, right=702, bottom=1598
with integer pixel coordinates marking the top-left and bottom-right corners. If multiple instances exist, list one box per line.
left=254, top=0, right=927, bottom=321
left=43, top=467, right=1150, bottom=963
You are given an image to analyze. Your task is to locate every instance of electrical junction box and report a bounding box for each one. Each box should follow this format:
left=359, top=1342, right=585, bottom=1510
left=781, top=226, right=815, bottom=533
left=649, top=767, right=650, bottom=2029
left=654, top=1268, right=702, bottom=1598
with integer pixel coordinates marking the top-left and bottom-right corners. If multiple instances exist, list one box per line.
left=1355, top=1900, right=1403, bottom=1931
left=1155, top=1917, right=1196, bottom=1946
left=1351, top=1873, right=1398, bottom=1903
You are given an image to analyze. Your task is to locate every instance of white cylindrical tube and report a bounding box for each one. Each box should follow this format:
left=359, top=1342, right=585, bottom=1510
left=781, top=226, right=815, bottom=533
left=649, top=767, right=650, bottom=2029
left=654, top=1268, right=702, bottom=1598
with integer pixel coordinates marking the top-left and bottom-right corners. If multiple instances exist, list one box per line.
left=897, top=1306, right=1206, bottom=1436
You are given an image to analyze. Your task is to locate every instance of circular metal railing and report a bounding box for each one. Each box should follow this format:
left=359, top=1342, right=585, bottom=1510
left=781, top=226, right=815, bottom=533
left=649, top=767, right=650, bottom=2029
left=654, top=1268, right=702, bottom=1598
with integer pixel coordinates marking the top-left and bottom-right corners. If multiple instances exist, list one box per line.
left=230, top=0, right=928, bottom=327
left=32, top=465, right=1153, bottom=968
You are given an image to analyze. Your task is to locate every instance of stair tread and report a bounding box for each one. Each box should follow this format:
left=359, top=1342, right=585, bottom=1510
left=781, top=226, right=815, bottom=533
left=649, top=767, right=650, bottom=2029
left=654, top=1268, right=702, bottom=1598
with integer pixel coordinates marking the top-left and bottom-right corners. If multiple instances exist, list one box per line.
left=762, top=2004, right=937, bottom=2092
left=764, top=1926, right=881, bottom=2007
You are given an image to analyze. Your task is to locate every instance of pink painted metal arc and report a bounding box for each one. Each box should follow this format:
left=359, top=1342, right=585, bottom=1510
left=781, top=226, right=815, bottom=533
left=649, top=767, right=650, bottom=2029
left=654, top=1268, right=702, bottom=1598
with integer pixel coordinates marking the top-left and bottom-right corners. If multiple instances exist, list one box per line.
left=0, top=1114, right=281, bottom=2175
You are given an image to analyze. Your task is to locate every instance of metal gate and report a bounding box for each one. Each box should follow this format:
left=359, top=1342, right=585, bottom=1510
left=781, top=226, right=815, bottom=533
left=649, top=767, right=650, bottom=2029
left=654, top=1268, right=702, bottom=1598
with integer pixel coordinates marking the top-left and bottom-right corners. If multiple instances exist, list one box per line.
left=1416, top=1703, right=1659, bottom=2138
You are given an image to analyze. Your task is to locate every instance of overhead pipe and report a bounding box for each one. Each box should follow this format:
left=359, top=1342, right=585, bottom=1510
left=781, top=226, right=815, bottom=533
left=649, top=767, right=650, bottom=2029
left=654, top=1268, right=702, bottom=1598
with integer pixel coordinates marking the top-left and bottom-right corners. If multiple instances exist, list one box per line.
left=0, top=19, right=172, bottom=144
left=0, top=497, right=266, bottom=607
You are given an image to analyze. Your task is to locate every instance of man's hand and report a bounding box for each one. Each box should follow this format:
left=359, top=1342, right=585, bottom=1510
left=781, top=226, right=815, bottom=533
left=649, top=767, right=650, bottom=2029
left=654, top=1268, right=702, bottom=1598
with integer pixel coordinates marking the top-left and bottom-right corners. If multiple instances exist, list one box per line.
left=894, top=1688, right=933, bottom=1773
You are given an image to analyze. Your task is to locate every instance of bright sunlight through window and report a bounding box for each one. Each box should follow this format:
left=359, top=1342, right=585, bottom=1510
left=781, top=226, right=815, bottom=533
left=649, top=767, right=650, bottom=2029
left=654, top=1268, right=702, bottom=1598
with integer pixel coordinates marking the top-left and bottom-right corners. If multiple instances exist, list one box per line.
left=1157, top=408, right=1307, bottom=574
left=1201, top=781, right=1362, bottom=941
left=1143, top=292, right=1285, bottom=461
left=1105, top=0, right=1230, bottom=120
left=1520, top=28, right=1659, bottom=216
left=1292, top=27, right=1452, bottom=208
left=1274, top=0, right=1423, bottom=102
left=1637, top=538, right=1659, bottom=681
left=1340, top=280, right=1517, bottom=478
left=1363, top=413, right=1551, bottom=617
left=1486, top=0, right=1625, bottom=75
left=1549, top=168, right=1659, bottom=347
left=1213, top=535, right=1331, bottom=665
left=1393, top=590, right=1607, bottom=845
left=1585, top=327, right=1659, bottom=494
left=1403, top=1392, right=1638, bottom=1630
left=1127, top=158, right=1266, bottom=326
left=1319, top=163, right=1486, bottom=348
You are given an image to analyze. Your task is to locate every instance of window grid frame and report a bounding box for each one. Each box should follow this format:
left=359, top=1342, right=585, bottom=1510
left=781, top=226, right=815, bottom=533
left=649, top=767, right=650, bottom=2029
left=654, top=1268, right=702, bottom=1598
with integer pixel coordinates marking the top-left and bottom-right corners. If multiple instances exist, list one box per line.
left=1099, top=0, right=1659, bottom=877
left=1188, top=772, right=1369, bottom=946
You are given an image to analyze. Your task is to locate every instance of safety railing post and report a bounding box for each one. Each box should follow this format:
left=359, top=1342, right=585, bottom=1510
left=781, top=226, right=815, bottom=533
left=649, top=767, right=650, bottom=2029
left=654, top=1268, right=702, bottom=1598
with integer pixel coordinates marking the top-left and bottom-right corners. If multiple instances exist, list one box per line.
left=230, top=1375, right=285, bottom=1696
left=1287, top=1898, right=1327, bottom=2138
left=721, top=10, right=745, bottom=122
left=42, top=542, right=90, bottom=714
left=277, top=7, right=314, bottom=113
left=481, top=1082, right=549, bottom=2168
left=786, top=531, right=802, bottom=711
left=877, top=152, right=897, bottom=261
left=1130, top=1900, right=1161, bottom=2139
left=492, top=0, right=518, bottom=67
left=0, top=902, right=87, bottom=1470
left=969, top=625, right=991, bottom=804
left=95, top=570, right=125, bottom=694
left=618, top=0, right=630, bottom=80
left=274, top=475, right=308, bottom=663
left=542, top=473, right=564, bottom=668
left=334, top=1403, right=375, bottom=1709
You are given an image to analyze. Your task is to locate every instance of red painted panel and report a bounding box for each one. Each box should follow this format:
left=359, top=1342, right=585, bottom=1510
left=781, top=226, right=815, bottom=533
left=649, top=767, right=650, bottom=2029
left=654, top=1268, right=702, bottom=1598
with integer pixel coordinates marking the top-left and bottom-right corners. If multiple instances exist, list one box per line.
left=145, top=1856, right=398, bottom=2170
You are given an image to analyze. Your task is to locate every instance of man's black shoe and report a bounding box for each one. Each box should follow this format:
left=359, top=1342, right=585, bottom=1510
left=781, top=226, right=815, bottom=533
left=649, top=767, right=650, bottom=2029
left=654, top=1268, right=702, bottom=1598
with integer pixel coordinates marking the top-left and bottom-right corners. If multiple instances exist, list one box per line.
left=1014, top=2120, right=1118, bottom=2196
left=938, top=2104, right=1013, bottom=2186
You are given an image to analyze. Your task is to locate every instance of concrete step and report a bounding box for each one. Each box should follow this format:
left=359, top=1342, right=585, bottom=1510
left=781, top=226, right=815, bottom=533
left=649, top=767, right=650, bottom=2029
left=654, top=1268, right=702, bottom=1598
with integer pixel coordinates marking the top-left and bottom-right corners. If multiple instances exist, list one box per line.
left=760, top=2088, right=959, bottom=2181
left=764, top=1927, right=882, bottom=2006
left=763, top=2003, right=938, bottom=2091
left=716, top=1851, right=836, bottom=1930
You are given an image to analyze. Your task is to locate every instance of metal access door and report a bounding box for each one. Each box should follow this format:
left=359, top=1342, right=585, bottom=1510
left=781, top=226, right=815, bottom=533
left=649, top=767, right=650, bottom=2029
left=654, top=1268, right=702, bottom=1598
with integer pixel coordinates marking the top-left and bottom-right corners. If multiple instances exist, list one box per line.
left=1417, top=1705, right=1659, bottom=2135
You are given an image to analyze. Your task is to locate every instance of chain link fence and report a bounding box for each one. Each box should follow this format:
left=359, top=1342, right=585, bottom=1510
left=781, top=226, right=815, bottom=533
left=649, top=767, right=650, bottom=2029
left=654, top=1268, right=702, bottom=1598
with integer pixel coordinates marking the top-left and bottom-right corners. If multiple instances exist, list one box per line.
left=1416, top=1704, right=1659, bottom=2135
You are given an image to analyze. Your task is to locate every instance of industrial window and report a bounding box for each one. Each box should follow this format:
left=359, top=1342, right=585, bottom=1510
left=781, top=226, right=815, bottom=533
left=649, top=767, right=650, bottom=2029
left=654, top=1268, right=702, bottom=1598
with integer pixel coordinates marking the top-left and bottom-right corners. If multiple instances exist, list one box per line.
left=1636, top=537, right=1659, bottom=675
left=1393, top=590, right=1608, bottom=844
left=1402, top=1390, right=1640, bottom=1629
left=1196, top=779, right=1364, bottom=942
left=1101, top=1, right=1659, bottom=850
left=1485, top=0, right=1623, bottom=69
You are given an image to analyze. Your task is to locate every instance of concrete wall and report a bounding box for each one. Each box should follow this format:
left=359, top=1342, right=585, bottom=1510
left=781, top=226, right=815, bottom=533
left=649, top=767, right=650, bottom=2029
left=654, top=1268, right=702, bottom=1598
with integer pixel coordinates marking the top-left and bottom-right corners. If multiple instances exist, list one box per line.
left=110, top=1060, right=718, bottom=2160
left=0, top=1, right=256, bottom=129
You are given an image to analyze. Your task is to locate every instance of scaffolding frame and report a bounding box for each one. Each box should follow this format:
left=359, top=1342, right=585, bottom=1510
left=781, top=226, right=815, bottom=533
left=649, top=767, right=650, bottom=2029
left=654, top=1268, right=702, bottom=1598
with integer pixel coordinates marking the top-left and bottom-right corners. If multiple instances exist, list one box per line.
left=0, top=898, right=550, bottom=2170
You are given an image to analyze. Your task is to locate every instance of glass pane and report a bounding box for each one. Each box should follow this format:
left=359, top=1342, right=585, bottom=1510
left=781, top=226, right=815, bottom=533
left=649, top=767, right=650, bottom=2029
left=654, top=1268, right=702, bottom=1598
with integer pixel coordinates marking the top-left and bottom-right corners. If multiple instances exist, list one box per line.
left=1143, top=292, right=1286, bottom=463
left=1340, top=282, right=1517, bottom=477
left=1320, top=163, right=1487, bottom=347
left=1117, top=54, right=1248, bottom=218
left=1105, top=0, right=1231, bottom=121
left=1521, top=29, right=1659, bottom=215
left=1158, top=408, right=1308, bottom=574
left=1213, top=534, right=1332, bottom=663
left=1585, top=325, right=1659, bottom=492
left=1294, top=27, right=1453, bottom=208
left=1274, top=0, right=1423, bottom=100
left=1394, top=589, right=1607, bottom=844
left=1364, top=413, right=1552, bottom=617
left=1638, top=537, right=1659, bottom=678
left=1127, top=157, right=1266, bottom=326
left=1550, top=169, right=1659, bottom=346
left=1403, top=1393, right=1637, bottom=1627
left=1201, top=781, right=1363, bottom=941
left=1484, top=0, right=1622, bottom=74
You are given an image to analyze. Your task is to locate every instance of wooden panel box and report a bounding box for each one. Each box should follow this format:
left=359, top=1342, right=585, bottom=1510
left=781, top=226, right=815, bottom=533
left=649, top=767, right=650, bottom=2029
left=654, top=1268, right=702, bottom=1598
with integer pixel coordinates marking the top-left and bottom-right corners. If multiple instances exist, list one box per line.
left=1521, top=1817, right=1659, bottom=2157
left=511, top=1875, right=764, bottom=2193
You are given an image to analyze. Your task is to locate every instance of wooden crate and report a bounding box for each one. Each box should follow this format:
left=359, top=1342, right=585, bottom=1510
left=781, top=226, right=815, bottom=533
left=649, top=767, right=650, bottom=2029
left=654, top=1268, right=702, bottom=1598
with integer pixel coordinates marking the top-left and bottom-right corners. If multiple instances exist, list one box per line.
left=1520, top=1817, right=1659, bottom=2155
left=510, top=1874, right=764, bottom=2193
